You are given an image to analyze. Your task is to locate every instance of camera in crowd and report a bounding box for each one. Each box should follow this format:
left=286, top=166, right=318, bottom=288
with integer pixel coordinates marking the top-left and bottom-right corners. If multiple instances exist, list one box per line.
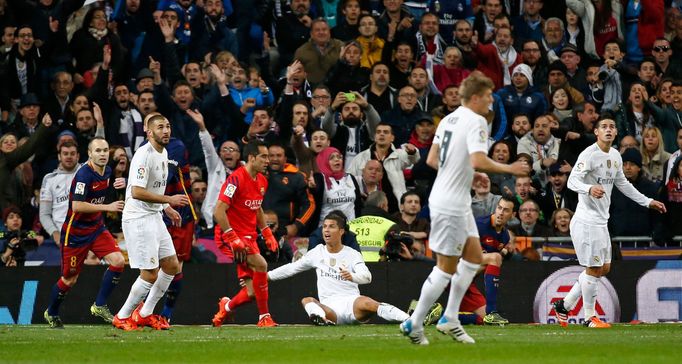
left=382, top=231, right=414, bottom=261
left=0, top=230, right=39, bottom=266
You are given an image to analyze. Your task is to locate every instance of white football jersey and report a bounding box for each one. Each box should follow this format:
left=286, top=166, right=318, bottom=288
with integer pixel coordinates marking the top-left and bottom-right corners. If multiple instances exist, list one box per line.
left=568, top=143, right=652, bottom=226
left=268, top=244, right=370, bottom=302
left=429, top=106, right=489, bottom=216
left=40, top=166, right=80, bottom=231
left=123, top=143, right=169, bottom=220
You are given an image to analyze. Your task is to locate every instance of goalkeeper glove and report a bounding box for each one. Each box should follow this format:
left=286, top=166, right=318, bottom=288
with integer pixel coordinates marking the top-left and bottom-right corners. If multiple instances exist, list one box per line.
left=261, top=226, right=279, bottom=252
left=222, top=229, right=247, bottom=262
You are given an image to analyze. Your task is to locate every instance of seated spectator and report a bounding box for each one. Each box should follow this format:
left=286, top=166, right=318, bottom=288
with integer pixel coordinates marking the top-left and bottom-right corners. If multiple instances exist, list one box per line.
left=356, top=160, right=383, bottom=200
left=324, top=40, right=370, bottom=95
left=331, top=0, right=361, bottom=41
left=549, top=208, right=574, bottom=237
left=559, top=44, right=587, bottom=92
left=322, top=91, right=380, bottom=168
left=487, top=140, right=516, bottom=196
left=517, top=114, right=560, bottom=186
left=294, top=18, right=344, bottom=85
left=428, top=47, right=471, bottom=93
left=537, top=163, right=578, bottom=220
left=660, top=155, right=682, bottom=240
left=0, top=206, right=44, bottom=267
left=350, top=191, right=398, bottom=261
left=544, top=60, right=585, bottom=104
left=640, top=126, right=671, bottom=184
left=610, top=148, right=662, bottom=238
left=431, top=84, right=460, bottom=124
left=311, top=147, right=362, bottom=227
left=39, top=141, right=80, bottom=245
left=0, top=113, right=53, bottom=211
left=348, top=123, right=419, bottom=213
left=665, top=128, right=682, bottom=184
left=556, top=102, right=599, bottom=167
left=521, top=40, right=549, bottom=91
left=360, top=62, right=397, bottom=116
left=549, top=87, right=574, bottom=123
left=381, top=86, right=426, bottom=146
left=407, top=66, right=441, bottom=113
left=503, top=113, right=532, bottom=153
left=393, top=191, right=430, bottom=249
left=511, top=200, right=552, bottom=239
left=355, top=14, right=384, bottom=68
left=263, top=144, right=316, bottom=239
left=472, top=172, right=502, bottom=219
left=496, top=64, right=548, bottom=124
left=620, top=135, right=640, bottom=152
left=69, top=7, right=126, bottom=81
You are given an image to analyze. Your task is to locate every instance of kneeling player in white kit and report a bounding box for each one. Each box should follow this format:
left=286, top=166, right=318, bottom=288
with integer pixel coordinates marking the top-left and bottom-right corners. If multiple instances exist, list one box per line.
left=552, top=118, right=666, bottom=328
left=268, top=212, right=409, bottom=325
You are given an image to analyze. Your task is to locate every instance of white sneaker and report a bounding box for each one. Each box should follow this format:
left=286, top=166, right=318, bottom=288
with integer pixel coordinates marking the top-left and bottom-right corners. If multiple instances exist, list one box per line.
left=436, top=316, right=475, bottom=344
left=399, top=319, right=429, bottom=345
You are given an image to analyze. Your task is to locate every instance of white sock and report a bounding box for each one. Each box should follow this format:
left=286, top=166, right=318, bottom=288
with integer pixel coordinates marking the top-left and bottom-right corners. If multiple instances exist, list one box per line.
left=117, top=277, right=153, bottom=319
left=377, top=303, right=410, bottom=322
left=563, top=272, right=585, bottom=310
left=410, top=267, right=452, bottom=331
left=304, top=302, right=326, bottom=318
left=580, top=273, right=599, bottom=319
left=444, top=259, right=480, bottom=322
left=140, top=270, right=175, bottom=317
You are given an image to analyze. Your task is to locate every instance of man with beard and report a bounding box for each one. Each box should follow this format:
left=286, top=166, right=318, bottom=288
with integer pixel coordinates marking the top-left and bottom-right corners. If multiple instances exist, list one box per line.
left=276, top=0, right=314, bottom=67
left=293, top=129, right=331, bottom=177
left=517, top=115, right=561, bottom=186
left=189, top=110, right=242, bottom=230
left=474, top=27, right=523, bottom=90
left=189, top=0, right=238, bottom=61
left=540, top=18, right=566, bottom=63
left=544, top=61, right=585, bottom=104
left=520, top=40, right=549, bottom=91
left=322, top=92, right=380, bottom=169
left=263, top=144, right=316, bottom=239
left=453, top=20, right=478, bottom=70
left=90, top=47, right=144, bottom=159
left=537, top=164, right=578, bottom=221
left=135, top=90, right=158, bottom=119
left=360, top=63, right=397, bottom=115
left=557, top=102, right=599, bottom=166
left=113, top=113, right=189, bottom=331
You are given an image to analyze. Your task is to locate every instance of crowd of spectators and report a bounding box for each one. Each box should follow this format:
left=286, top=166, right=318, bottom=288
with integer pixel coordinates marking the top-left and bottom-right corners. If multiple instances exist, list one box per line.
left=1, top=0, right=682, bottom=266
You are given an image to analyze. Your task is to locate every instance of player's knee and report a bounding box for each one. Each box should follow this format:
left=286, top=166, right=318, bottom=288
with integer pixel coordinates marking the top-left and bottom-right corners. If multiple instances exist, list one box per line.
left=109, top=253, right=125, bottom=269
left=62, top=275, right=78, bottom=286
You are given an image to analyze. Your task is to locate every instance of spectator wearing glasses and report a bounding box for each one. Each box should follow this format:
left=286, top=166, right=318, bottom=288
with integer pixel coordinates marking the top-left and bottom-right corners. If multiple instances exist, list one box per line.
left=651, top=37, right=682, bottom=81
left=511, top=200, right=552, bottom=238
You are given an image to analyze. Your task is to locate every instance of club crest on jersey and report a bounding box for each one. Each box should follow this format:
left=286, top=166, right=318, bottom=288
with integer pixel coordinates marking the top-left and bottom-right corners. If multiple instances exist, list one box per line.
left=224, top=184, right=237, bottom=198
left=329, top=258, right=336, bottom=267
left=260, top=187, right=265, bottom=195
left=137, top=167, right=145, bottom=179
left=607, top=160, right=611, bottom=168
left=75, top=182, right=85, bottom=195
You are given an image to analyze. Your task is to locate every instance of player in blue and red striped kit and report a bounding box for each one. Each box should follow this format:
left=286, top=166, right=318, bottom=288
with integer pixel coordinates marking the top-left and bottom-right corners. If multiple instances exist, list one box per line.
left=44, top=137, right=126, bottom=328
left=473, top=196, right=516, bottom=325
left=158, top=136, right=197, bottom=325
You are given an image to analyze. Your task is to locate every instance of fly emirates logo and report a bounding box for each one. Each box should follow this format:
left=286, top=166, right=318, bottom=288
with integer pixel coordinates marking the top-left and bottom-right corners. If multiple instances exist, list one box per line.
left=243, top=199, right=263, bottom=210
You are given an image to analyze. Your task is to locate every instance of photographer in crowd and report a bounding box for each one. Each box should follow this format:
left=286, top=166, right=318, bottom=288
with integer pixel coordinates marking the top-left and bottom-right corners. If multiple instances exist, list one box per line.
left=1, top=206, right=42, bottom=267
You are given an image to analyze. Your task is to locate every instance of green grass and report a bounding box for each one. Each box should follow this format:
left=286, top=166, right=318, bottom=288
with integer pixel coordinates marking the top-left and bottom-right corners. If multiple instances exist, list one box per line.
left=1, top=324, right=681, bottom=363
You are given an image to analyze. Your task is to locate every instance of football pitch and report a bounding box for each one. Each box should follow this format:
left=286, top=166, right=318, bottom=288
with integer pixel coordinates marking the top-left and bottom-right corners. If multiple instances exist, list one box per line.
left=2, top=324, right=681, bottom=363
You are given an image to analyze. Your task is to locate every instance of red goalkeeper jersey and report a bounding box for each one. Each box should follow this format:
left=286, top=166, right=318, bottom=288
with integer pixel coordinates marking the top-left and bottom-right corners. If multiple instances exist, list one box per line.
left=214, top=166, right=268, bottom=241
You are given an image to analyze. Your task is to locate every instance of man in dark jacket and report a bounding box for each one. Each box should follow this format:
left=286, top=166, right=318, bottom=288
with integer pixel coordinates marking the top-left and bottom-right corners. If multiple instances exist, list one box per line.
left=609, top=148, right=662, bottom=239
left=263, top=144, right=316, bottom=238
left=496, top=63, right=547, bottom=123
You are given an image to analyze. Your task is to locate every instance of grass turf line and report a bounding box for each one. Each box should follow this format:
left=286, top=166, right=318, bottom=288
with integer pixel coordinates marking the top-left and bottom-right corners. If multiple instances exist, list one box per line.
left=1, top=324, right=681, bottom=363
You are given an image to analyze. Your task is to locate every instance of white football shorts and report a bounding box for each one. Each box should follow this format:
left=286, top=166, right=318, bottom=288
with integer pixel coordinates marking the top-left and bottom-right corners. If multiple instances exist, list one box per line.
left=123, top=213, right=176, bottom=269
left=429, top=212, right=479, bottom=257
left=321, top=295, right=360, bottom=325
left=570, top=218, right=611, bottom=267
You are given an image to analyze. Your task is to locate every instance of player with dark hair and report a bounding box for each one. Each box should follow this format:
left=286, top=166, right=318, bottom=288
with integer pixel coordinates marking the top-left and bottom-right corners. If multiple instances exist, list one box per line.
left=113, top=113, right=189, bottom=331
left=268, top=212, right=409, bottom=326
left=211, top=140, right=280, bottom=327
left=44, top=137, right=126, bottom=328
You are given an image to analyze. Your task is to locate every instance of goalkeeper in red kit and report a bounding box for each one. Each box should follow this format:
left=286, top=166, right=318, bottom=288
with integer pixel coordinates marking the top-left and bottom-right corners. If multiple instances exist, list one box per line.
left=211, top=140, right=279, bottom=327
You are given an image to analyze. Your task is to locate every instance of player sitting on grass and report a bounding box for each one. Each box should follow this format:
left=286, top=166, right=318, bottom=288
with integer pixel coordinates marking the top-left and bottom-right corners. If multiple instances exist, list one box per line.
left=267, top=212, right=410, bottom=325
